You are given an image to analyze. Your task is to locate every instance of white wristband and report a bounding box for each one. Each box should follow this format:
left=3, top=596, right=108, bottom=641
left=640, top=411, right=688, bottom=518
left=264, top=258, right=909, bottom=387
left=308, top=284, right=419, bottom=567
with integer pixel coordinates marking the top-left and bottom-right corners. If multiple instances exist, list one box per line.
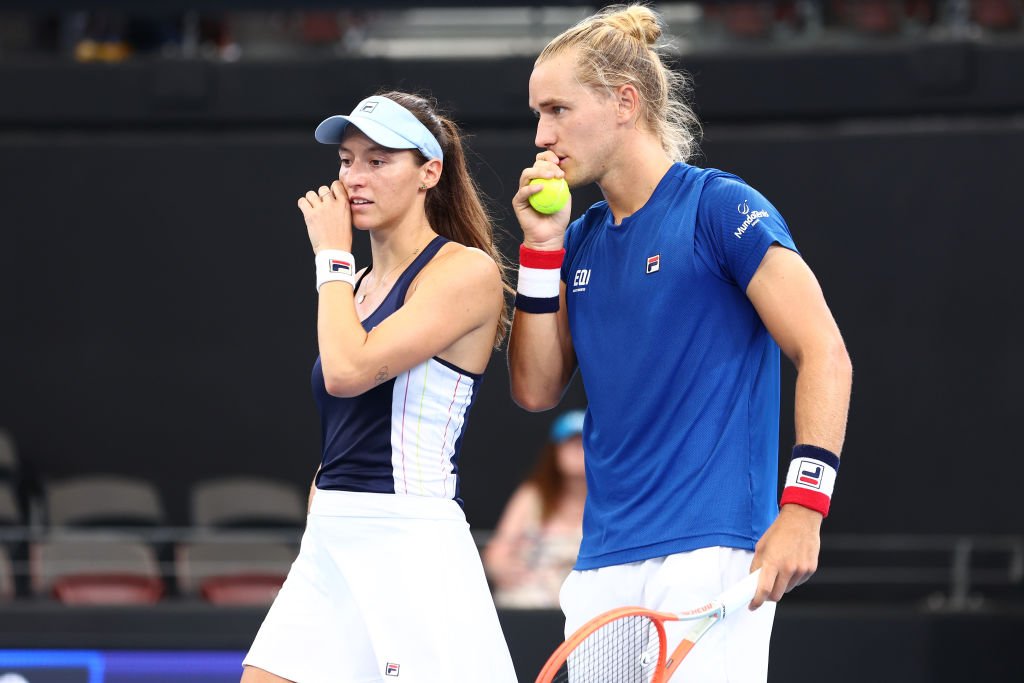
left=779, top=445, right=840, bottom=517
left=315, top=250, right=356, bottom=292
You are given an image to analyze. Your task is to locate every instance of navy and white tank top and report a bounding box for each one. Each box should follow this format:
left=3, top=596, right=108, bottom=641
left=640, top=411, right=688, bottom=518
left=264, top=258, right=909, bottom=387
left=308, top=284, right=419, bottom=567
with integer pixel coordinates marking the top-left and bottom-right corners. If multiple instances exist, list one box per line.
left=312, top=236, right=482, bottom=506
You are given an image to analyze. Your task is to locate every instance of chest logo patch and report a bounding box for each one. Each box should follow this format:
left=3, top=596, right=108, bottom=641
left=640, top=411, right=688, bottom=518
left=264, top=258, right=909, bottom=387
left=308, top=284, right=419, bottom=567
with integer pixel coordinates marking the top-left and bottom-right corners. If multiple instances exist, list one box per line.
left=572, top=268, right=591, bottom=293
left=646, top=254, right=660, bottom=274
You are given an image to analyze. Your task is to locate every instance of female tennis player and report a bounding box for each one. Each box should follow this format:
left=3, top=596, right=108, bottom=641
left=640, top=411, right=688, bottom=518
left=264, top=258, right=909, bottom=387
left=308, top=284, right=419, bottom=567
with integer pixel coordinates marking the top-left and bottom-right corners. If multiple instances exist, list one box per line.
left=241, top=92, right=517, bottom=683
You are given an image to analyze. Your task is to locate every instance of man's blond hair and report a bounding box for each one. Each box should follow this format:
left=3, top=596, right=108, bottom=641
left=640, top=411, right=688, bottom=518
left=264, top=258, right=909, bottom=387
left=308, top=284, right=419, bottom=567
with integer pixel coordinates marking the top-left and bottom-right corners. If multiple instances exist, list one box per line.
left=538, top=3, right=701, bottom=162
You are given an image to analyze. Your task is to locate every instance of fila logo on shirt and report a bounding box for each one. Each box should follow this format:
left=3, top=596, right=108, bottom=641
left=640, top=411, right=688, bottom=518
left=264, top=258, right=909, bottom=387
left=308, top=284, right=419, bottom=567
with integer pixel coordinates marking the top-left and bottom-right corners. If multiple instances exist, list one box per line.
left=796, top=459, right=823, bottom=489
left=646, top=254, right=660, bottom=274
left=734, top=199, right=770, bottom=240
left=385, top=662, right=400, bottom=677
left=572, top=268, right=591, bottom=293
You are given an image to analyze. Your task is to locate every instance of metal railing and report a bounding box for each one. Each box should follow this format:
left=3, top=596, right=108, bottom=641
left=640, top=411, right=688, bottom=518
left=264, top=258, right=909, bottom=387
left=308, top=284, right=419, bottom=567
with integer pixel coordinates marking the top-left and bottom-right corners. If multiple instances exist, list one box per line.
left=1, top=527, right=1021, bottom=610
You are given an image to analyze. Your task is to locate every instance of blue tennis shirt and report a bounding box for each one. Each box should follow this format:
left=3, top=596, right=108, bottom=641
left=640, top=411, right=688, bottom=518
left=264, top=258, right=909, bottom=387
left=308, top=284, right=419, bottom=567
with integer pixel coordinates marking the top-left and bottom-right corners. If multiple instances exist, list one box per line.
left=561, top=163, right=798, bottom=570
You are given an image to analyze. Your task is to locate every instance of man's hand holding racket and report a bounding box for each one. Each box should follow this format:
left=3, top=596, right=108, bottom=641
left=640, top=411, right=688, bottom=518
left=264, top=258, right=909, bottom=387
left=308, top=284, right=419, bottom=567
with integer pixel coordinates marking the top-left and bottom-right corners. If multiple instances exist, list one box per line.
left=748, top=503, right=822, bottom=608
left=536, top=569, right=767, bottom=683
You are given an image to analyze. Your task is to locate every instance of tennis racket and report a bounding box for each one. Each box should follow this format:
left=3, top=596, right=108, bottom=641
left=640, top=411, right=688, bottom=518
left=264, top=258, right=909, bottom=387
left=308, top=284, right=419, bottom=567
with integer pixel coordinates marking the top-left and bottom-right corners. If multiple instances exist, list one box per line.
left=535, top=569, right=762, bottom=683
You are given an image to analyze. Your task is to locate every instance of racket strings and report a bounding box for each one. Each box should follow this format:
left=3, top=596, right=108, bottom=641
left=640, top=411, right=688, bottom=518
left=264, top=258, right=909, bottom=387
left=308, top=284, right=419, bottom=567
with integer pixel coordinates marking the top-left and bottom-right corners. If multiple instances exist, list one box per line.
left=550, top=615, right=662, bottom=683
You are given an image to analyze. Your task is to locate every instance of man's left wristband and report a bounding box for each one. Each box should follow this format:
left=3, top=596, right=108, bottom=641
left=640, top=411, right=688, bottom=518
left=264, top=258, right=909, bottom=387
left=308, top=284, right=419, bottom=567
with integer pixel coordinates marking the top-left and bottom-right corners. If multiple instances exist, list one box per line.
left=315, top=250, right=356, bottom=292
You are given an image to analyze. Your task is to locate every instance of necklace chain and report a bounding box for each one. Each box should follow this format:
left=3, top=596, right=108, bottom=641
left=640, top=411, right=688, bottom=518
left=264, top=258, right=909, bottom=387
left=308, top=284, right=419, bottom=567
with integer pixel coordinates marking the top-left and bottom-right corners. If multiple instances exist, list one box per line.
left=356, top=235, right=433, bottom=305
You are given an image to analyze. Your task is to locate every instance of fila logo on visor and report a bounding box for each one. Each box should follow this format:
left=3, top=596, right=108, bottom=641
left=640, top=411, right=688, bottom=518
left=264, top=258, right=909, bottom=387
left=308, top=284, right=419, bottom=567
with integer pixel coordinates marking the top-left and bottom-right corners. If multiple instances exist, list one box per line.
left=361, top=101, right=379, bottom=113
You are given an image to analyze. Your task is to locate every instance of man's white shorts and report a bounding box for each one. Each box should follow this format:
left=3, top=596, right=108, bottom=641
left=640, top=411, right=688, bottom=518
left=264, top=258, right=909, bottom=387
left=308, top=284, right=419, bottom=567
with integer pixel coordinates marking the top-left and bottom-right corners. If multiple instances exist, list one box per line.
left=243, top=490, right=517, bottom=683
left=559, top=546, right=775, bottom=683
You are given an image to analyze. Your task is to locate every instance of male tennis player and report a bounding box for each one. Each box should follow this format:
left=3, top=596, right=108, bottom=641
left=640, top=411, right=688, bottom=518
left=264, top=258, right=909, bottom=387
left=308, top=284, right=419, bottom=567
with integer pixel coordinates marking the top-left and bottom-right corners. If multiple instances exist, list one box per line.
left=508, top=5, right=852, bottom=681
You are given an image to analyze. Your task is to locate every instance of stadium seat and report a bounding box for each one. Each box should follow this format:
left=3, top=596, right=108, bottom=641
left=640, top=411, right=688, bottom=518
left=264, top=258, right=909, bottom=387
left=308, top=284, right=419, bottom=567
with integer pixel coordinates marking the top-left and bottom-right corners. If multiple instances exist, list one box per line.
left=175, top=540, right=295, bottom=605
left=31, top=537, right=164, bottom=604
left=0, top=545, right=13, bottom=601
left=45, top=475, right=165, bottom=528
left=190, top=477, right=305, bottom=529
left=973, top=0, right=1021, bottom=30
left=0, top=484, right=20, bottom=526
left=834, top=0, right=901, bottom=34
left=0, top=429, right=18, bottom=482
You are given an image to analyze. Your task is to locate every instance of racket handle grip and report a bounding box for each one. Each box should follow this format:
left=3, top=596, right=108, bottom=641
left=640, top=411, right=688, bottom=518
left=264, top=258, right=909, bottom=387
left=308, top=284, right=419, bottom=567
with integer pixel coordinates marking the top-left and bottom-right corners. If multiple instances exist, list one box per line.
left=719, top=569, right=762, bottom=619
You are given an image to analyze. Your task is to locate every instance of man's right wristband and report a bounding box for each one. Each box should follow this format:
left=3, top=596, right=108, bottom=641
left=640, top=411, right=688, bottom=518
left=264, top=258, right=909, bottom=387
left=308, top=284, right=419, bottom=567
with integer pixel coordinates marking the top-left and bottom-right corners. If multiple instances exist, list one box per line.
left=515, top=244, right=565, bottom=314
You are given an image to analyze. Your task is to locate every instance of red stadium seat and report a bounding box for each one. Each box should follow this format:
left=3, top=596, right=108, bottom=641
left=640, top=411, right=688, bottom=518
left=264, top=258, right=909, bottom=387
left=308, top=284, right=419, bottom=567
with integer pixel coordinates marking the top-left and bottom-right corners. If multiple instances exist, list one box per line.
left=200, top=573, right=285, bottom=605
left=972, top=0, right=1021, bottom=30
left=52, top=573, right=163, bottom=605
left=31, top=537, right=164, bottom=605
left=176, top=539, right=295, bottom=606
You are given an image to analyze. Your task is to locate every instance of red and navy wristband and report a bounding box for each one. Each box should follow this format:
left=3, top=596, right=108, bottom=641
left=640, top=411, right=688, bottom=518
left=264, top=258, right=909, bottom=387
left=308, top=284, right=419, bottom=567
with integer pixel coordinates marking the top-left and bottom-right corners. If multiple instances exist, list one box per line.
left=779, top=444, right=840, bottom=517
left=515, top=245, right=564, bottom=314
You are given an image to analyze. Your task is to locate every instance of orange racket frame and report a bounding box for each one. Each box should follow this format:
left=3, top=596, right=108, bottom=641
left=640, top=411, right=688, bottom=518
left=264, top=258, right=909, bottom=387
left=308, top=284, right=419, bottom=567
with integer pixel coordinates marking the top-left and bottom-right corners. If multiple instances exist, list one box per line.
left=535, top=569, right=762, bottom=683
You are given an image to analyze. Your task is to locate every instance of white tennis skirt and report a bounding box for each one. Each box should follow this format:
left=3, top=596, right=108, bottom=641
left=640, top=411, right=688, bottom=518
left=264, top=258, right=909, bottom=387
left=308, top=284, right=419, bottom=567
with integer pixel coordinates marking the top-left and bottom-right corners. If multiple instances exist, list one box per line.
left=243, top=490, right=518, bottom=683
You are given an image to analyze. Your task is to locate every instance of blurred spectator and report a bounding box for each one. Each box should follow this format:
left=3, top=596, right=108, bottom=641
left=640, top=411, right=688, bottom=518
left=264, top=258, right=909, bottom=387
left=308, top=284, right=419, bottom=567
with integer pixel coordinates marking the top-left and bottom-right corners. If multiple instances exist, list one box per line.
left=483, top=410, right=587, bottom=609
left=4, top=3, right=1021, bottom=62
left=73, top=11, right=131, bottom=63
left=723, top=2, right=775, bottom=39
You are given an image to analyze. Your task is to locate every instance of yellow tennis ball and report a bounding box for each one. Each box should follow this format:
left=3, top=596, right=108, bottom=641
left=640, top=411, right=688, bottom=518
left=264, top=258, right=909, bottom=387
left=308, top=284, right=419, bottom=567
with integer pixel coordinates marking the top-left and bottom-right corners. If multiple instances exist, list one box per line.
left=528, top=178, right=570, bottom=215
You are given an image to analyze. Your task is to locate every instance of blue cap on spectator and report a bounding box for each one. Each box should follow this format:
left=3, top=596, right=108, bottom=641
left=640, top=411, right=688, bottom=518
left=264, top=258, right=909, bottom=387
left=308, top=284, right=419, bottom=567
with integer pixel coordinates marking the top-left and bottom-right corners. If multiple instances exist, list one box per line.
left=549, top=410, right=585, bottom=443
left=314, top=95, right=444, bottom=161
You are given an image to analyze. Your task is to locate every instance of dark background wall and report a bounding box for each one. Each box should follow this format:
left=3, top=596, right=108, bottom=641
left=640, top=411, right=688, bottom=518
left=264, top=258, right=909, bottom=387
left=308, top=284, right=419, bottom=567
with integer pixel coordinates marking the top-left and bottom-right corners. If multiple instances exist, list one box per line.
left=1, top=45, right=1023, bottom=534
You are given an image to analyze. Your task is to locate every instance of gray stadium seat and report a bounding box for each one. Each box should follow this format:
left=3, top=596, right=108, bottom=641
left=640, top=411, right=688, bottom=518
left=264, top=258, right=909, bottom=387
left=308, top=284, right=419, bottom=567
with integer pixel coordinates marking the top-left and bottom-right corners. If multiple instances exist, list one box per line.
left=0, top=545, right=13, bottom=601
left=0, top=484, right=20, bottom=526
left=46, top=475, right=165, bottom=528
left=31, top=537, right=163, bottom=604
left=0, top=429, right=18, bottom=480
left=176, top=540, right=295, bottom=605
left=191, top=477, right=305, bottom=528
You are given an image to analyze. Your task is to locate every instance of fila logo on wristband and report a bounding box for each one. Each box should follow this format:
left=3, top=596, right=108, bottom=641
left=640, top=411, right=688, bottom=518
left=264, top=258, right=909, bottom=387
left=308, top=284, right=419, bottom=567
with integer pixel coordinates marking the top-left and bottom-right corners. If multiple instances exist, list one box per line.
left=780, top=445, right=840, bottom=517
left=516, top=245, right=564, bottom=314
left=796, top=460, right=823, bottom=488
left=330, top=258, right=353, bottom=276
left=315, top=250, right=357, bottom=292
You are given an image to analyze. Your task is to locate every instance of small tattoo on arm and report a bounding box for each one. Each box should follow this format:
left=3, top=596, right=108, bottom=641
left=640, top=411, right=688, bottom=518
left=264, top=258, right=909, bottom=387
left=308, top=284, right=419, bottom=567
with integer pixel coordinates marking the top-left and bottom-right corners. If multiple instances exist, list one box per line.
left=374, top=366, right=389, bottom=385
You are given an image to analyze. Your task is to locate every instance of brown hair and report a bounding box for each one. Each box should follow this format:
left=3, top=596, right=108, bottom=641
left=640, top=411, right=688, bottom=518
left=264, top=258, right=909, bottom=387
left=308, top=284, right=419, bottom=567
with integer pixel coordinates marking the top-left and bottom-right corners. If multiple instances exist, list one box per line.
left=525, top=442, right=568, bottom=524
left=378, top=90, right=511, bottom=346
left=537, top=3, right=701, bottom=162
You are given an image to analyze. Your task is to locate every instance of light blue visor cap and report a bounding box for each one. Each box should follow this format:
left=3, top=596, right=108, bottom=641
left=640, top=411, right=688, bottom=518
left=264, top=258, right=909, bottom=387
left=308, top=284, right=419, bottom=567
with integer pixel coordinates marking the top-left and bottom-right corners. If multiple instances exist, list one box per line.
left=314, top=95, right=444, bottom=161
left=549, top=410, right=586, bottom=443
